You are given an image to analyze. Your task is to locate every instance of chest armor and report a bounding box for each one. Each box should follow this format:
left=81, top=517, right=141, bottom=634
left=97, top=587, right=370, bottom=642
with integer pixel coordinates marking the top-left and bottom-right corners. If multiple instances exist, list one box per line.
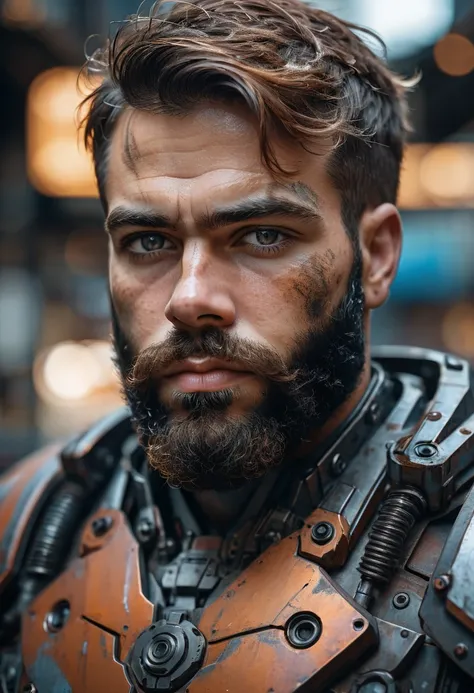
left=2, top=347, right=474, bottom=693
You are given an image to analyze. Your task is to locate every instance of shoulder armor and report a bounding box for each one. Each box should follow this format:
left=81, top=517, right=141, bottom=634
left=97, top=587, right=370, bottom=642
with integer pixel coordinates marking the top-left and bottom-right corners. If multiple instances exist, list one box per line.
left=373, top=345, right=474, bottom=511
left=420, top=482, right=474, bottom=678
left=0, top=444, right=62, bottom=594
left=0, top=407, right=133, bottom=599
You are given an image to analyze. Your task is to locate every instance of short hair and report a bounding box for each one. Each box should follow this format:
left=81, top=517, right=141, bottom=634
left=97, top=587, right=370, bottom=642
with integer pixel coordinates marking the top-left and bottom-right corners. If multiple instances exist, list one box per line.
left=82, top=0, right=411, bottom=237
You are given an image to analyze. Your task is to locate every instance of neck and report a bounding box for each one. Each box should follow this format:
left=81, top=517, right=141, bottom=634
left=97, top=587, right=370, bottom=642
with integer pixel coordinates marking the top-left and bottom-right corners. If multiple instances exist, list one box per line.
left=191, top=481, right=261, bottom=534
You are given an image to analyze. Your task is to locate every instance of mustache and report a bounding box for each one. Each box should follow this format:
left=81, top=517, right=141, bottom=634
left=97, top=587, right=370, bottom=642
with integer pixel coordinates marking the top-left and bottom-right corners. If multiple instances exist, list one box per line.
left=126, top=328, right=299, bottom=390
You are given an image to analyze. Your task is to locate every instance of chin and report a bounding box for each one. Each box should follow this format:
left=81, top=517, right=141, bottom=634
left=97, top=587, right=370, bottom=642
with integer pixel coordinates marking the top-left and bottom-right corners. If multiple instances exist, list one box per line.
left=143, top=408, right=287, bottom=489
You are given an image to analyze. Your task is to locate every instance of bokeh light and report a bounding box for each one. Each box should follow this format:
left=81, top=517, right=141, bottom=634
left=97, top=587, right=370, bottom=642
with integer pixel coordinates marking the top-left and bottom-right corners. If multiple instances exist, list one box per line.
left=434, top=33, right=474, bottom=77
left=34, top=340, right=120, bottom=404
left=27, top=67, right=99, bottom=197
left=419, top=143, right=474, bottom=204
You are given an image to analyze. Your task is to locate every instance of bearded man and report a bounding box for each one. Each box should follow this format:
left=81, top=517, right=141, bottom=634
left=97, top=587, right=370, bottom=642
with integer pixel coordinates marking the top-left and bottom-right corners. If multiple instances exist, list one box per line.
left=1, top=1, right=474, bottom=692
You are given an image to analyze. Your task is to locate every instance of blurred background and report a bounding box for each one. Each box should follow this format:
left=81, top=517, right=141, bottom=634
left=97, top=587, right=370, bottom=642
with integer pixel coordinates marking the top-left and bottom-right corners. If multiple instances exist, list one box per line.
left=1, top=0, right=474, bottom=466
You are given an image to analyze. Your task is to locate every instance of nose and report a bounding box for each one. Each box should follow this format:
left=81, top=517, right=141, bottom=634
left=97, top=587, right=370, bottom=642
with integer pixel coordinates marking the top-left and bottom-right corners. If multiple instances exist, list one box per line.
left=164, top=242, right=236, bottom=331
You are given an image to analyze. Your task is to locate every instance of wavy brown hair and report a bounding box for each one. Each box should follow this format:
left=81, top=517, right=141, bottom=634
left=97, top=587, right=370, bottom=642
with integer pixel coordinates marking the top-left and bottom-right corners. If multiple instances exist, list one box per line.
left=82, top=0, right=412, bottom=235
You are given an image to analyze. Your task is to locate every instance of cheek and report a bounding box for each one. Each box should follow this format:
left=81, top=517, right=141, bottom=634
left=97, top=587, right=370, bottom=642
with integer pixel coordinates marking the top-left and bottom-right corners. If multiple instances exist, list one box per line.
left=274, top=250, right=342, bottom=324
left=110, top=262, right=168, bottom=350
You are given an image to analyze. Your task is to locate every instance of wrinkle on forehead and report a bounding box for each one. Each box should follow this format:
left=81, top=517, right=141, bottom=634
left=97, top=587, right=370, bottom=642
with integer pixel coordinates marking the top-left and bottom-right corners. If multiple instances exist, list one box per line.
left=115, top=104, right=265, bottom=178
left=106, top=105, right=340, bottom=230
left=123, top=110, right=140, bottom=177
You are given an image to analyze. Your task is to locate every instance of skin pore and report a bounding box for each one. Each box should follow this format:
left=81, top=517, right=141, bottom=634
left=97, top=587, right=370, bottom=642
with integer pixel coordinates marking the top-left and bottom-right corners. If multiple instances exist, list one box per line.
left=105, top=101, right=402, bottom=515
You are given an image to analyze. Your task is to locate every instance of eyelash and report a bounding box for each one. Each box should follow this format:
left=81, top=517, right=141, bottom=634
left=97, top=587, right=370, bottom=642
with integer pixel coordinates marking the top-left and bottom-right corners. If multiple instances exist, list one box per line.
left=119, top=228, right=293, bottom=261
left=119, top=232, right=173, bottom=262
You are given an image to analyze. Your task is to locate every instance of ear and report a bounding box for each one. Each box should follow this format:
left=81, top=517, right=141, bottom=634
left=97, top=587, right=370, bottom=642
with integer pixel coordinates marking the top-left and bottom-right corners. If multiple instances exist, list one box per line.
left=359, top=203, right=402, bottom=310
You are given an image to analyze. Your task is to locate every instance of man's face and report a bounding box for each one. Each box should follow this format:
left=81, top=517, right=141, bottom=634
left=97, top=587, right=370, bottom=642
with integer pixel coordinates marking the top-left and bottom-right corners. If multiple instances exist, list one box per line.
left=106, top=102, right=366, bottom=488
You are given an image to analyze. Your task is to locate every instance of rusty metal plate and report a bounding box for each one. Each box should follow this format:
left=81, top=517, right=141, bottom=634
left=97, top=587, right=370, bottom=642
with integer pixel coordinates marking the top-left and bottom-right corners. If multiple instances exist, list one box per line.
left=447, top=509, right=474, bottom=631
left=194, top=534, right=378, bottom=692
left=419, top=484, right=474, bottom=678
left=22, top=509, right=153, bottom=692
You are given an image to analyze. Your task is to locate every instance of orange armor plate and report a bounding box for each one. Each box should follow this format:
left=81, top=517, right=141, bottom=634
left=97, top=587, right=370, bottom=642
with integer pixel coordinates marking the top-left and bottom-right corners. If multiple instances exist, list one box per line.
left=192, top=533, right=378, bottom=692
left=22, top=509, right=154, bottom=693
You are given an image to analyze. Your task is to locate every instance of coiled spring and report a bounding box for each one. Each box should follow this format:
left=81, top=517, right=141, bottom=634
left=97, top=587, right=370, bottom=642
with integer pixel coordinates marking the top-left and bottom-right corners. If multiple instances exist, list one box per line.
left=358, top=487, right=427, bottom=584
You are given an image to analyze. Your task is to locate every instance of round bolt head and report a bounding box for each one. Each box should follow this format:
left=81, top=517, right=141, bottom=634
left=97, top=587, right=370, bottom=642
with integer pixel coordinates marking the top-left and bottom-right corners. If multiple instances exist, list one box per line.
left=414, top=443, right=438, bottom=459
left=311, top=521, right=335, bottom=545
left=427, top=411, right=442, bottom=421
left=433, top=574, right=451, bottom=592
left=392, top=592, right=410, bottom=610
left=44, top=600, right=70, bottom=633
left=137, top=518, right=154, bottom=539
left=454, top=643, right=468, bottom=659
left=91, top=516, right=113, bottom=537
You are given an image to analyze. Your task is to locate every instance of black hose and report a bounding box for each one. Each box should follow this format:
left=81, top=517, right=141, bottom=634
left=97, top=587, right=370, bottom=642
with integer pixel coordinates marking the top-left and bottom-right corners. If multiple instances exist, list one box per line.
left=25, top=480, right=86, bottom=579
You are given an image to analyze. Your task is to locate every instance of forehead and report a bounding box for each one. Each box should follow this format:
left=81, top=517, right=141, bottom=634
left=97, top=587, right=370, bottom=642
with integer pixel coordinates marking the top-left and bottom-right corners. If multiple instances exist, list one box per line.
left=105, top=102, right=337, bottom=211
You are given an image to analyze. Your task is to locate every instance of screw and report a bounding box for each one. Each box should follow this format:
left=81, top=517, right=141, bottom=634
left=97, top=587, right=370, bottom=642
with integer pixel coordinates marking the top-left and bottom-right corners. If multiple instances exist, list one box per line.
left=91, top=516, right=113, bottom=537
left=311, top=521, right=335, bottom=545
left=433, top=574, right=451, bottom=592
left=400, top=629, right=410, bottom=639
left=46, top=611, right=62, bottom=631
left=393, top=592, right=410, bottom=609
left=44, top=600, right=70, bottom=633
left=427, top=411, right=442, bottom=421
left=137, top=518, right=154, bottom=540
left=23, top=685, right=37, bottom=693
left=331, top=453, right=347, bottom=476
left=414, top=443, right=438, bottom=459
left=365, top=402, right=380, bottom=425
left=454, top=643, right=468, bottom=659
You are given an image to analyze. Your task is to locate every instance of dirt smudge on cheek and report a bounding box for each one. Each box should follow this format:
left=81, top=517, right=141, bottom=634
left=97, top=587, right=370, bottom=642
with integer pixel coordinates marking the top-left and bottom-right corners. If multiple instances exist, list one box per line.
left=276, top=249, right=337, bottom=321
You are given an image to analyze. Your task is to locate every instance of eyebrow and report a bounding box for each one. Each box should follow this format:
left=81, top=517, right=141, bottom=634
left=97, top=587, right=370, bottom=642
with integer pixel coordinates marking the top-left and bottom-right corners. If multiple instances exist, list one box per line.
left=105, top=184, right=323, bottom=236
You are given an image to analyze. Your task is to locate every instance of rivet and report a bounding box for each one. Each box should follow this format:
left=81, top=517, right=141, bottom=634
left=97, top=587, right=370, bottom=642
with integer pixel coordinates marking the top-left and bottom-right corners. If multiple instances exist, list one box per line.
left=454, top=643, right=468, bottom=659
left=433, top=574, right=451, bottom=592
left=311, top=522, right=335, bottom=545
left=427, top=411, right=442, bottom=421
left=91, top=515, right=113, bottom=537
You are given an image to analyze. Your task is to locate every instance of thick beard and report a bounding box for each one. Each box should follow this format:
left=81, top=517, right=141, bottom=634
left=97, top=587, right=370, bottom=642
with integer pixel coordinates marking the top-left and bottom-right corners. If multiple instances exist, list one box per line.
left=111, top=252, right=365, bottom=489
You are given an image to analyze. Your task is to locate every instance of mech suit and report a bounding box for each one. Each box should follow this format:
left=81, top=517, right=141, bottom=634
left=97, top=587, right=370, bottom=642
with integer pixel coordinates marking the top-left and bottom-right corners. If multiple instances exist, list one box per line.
left=1, top=345, right=474, bottom=693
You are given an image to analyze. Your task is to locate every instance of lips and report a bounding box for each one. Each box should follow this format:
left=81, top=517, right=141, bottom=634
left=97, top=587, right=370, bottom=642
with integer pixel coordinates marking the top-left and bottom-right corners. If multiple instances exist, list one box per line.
left=161, top=358, right=250, bottom=378
left=160, top=358, right=254, bottom=393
